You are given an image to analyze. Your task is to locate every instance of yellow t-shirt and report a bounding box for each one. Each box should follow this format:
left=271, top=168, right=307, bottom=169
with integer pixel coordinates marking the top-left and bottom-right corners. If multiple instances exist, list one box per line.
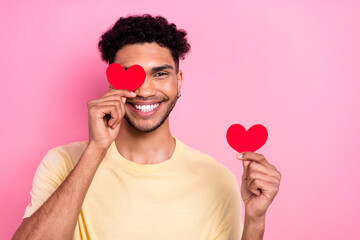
left=23, top=136, right=243, bottom=239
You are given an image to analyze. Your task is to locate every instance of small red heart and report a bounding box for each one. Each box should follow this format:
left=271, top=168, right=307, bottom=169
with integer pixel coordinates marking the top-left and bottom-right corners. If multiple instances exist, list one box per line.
left=226, top=124, right=268, bottom=153
left=106, top=63, right=146, bottom=91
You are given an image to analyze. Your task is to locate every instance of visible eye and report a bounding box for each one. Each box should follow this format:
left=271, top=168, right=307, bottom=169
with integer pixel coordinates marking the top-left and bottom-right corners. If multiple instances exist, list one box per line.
left=154, top=72, right=168, bottom=77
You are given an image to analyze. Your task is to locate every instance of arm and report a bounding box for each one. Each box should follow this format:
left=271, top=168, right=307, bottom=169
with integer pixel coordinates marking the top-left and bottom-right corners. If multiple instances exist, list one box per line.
left=13, top=88, right=135, bottom=239
left=241, top=215, right=265, bottom=240
left=13, top=144, right=106, bottom=240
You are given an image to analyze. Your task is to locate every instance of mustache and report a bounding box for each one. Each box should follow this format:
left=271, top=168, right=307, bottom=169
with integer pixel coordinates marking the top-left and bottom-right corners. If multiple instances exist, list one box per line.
left=130, top=96, right=169, bottom=101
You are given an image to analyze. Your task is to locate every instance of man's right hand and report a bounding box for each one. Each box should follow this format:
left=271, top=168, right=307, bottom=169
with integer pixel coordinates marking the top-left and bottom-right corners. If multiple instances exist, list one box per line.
left=87, top=88, right=137, bottom=151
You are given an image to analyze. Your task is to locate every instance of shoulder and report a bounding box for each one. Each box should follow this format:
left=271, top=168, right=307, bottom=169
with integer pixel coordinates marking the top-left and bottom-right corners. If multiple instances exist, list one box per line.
left=39, top=140, right=89, bottom=179
left=50, top=140, right=89, bottom=166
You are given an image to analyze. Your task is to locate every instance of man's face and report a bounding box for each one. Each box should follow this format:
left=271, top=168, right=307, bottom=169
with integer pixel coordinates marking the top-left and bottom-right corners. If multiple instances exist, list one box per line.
left=111, top=42, right=183, bottom=133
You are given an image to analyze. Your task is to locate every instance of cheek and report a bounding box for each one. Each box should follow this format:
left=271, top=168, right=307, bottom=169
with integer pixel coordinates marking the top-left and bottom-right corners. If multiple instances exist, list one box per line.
left=154, top=79, right=178, bottom=96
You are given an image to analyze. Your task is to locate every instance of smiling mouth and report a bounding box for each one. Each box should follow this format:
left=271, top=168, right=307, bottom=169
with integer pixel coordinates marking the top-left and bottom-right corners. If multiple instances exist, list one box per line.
left=127, top=101, right=163, bottom=112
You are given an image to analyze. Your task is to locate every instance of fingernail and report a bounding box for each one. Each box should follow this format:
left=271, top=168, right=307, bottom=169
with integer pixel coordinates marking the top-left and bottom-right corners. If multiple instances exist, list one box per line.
left=237, top=153, right=243, bottom=159
left=131, top=92, right=136, bottom=95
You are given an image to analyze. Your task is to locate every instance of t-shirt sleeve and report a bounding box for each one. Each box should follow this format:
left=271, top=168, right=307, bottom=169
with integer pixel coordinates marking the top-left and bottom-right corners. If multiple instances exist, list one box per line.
left=22, top=148, right=73, bottom=219
left=213, top=177, right=243, bottom=240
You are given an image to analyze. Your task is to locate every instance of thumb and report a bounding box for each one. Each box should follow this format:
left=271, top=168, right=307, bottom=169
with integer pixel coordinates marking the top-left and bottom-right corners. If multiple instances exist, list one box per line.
left=122, top=97, right=126, bottom=104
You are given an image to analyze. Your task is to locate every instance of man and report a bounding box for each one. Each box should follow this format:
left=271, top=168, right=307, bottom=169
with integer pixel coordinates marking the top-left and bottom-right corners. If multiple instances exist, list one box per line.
left=13, top=14, right=281, bottom=239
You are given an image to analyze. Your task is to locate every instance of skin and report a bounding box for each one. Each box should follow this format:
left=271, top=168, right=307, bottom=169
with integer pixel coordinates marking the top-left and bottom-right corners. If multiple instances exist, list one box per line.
left=11, top=43, right=183, bottom=240
left=13, top=42, right=280, bottom=239
left=110, top=42, right=183, bottom=165
left=237, top=152, right=281, bottom=239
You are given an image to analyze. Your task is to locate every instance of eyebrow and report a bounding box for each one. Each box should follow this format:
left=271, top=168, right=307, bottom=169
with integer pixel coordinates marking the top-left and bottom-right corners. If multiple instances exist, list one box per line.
left=151, top=64, right=174, bottom=72
left=123, top=64, right=174, bottom=72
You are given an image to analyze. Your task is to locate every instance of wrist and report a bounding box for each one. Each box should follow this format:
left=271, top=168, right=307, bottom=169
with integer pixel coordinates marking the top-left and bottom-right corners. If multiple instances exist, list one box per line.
left=80, top=143, right=108, bottom=166
left=244, top=211, right=266, bottom=222
left=244, top=213, right=265, bottom=226
left=88, top=141, right=109, bottom=154
left=242, top=214, right=265, bottom=240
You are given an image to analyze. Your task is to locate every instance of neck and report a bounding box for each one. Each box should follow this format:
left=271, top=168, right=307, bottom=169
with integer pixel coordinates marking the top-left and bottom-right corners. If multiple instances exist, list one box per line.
left=114, top=118, right=175, bottom=164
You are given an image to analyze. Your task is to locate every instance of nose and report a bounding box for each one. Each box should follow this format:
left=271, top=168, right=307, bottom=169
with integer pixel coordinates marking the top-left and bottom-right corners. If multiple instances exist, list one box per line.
left=134, top=76, right=156, bottom=97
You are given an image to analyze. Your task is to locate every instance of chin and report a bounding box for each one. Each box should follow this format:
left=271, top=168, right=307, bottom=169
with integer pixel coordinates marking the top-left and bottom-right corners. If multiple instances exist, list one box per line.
left=123, top=114, right=168, bottom=133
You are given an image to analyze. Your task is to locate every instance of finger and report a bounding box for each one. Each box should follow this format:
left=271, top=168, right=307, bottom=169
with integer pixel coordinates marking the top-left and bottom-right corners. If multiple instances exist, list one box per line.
left=112, top=100, right=122, bottom=128
left=103, top=89, right=137, bottom=98
left=95, top=93, right=136, bottom=105
left=94, top=101, right=121, bottom=127
left=90, top=97, right=124, bottom=127
left=90, top=104, right=118, bottom=128
left=112, top=97, right=127, bottom=126
left=107, top=106, right=119, bottom=128
left=246, top=168, right=281, bottom=188
left=246, top=161, right=282, bottom=181
left=248, top=178, right=280, bottom=198
left=237, top=152, right=277, bottom=170
left=119, top=97, right=126, bottom=120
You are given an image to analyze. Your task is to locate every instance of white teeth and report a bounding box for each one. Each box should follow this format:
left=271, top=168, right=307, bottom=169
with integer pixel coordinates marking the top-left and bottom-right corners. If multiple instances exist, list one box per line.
left=134, top=103, right=160, bottom=112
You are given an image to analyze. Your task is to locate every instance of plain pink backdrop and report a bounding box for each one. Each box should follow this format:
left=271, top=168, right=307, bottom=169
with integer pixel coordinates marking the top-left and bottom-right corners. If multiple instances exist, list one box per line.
left=1, top=0, right=359, bottom=239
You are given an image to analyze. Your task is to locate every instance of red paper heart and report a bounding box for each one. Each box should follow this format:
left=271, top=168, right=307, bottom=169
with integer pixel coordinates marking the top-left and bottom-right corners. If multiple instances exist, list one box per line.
left=226, top=124, right=268, bottom=153
left=106, top=63, right=146, bottom=91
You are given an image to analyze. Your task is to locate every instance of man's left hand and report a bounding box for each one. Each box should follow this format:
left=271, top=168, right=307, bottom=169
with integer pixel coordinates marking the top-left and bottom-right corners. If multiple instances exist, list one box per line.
left=237, top=152, right=281, bottom=222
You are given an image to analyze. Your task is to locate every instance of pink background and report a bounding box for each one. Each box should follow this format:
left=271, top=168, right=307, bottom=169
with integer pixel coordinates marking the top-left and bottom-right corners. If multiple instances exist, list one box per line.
left=1, top=0, right=359, bottom=239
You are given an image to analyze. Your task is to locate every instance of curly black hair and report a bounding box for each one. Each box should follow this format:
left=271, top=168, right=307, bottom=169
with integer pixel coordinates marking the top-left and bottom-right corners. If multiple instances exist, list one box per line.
left=98, top=14, right=191, bottom=72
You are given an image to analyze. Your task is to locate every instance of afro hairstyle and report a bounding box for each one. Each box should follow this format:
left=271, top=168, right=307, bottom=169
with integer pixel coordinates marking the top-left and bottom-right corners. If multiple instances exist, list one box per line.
left=98, top=14, right=191, bottom=72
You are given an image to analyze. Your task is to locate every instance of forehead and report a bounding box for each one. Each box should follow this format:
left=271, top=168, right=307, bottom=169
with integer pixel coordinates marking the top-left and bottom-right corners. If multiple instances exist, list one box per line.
left=114, top=42, right=175, bottom=69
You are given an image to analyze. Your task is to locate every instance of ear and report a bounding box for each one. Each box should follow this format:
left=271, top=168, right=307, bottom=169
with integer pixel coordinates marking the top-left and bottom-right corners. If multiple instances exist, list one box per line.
left=176, top=70, right=183, bottom=92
